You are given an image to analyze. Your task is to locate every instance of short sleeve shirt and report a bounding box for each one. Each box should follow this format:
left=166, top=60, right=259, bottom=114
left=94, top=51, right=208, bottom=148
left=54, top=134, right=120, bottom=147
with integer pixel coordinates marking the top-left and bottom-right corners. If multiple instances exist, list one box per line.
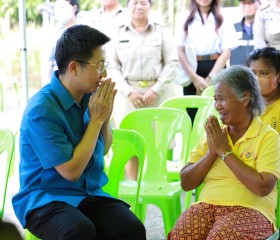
left=260, top=98, right=280, bottom=134
left=176, top=12, right=238, bottom=55
left=12, top=71, right=112, bottom=227
left=188, top=117, right=280, bottom=227
left=253, top=2, right=280, bottom=50
left=108, top=20, right=178, bottom=96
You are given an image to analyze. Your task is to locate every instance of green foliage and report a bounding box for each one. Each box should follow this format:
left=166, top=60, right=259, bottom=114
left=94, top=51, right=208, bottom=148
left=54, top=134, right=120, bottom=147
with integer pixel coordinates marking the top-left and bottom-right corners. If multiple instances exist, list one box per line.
left=0, top=0, right=45, bottom=25
left=0, top=0, right=239, bottom=27
left=79, top=0, right=98, bottom=11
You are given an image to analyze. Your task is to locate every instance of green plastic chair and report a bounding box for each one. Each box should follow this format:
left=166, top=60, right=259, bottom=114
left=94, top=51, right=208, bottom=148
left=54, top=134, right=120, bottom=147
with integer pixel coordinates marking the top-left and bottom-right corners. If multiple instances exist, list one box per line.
left=119, top=108, right=191, bottom=236
left=103, top=128, right=146, bottom=213
left=160, top=96, right=214, bottom=160
left=201, top=85, right=214, bottom=97
left=266, top=180, right=280, bottom=240
left=0, top=128, right=15, bottom=220
left=160, top=96, right=214, bottom=198
left=25, top=128, right=146, bottom=240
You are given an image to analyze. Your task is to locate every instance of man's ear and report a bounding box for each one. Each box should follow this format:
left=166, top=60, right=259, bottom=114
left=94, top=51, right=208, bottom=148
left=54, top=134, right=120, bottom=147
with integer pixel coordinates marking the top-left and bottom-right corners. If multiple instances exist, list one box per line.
left=69, top=61, right=78, bottom=76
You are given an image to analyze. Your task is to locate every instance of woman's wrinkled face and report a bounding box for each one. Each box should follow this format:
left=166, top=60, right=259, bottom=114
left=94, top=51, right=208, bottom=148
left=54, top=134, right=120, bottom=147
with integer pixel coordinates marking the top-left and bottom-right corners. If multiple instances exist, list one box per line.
left=214, top=82, right=248, bottom=125
left=128, top=0, right=151, bottom=21
left=249, top=58, right=279, bottom=97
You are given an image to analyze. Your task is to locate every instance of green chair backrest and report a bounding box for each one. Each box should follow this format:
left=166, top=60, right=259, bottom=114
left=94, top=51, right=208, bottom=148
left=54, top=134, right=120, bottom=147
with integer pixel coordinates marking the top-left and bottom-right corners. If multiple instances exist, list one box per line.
left=201, top=85, right=214, bottom=97
left=0, top=128, right=15, bottom=219
left=160, top=96, right=214, bottom=157
left=102, top=128, right=146, bottom=211
left=119, top=108, right=191, bottom=182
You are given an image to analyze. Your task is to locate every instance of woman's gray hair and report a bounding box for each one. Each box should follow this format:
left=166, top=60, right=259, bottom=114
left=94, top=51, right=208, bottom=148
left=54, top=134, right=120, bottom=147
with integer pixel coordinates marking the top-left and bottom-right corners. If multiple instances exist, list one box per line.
left=212, top=65, right=265, bottom=117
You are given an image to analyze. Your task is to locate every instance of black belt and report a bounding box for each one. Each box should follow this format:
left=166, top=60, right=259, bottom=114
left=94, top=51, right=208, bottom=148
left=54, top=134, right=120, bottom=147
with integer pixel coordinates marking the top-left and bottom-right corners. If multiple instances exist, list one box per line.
left=197, top=53, right=220, bottom=61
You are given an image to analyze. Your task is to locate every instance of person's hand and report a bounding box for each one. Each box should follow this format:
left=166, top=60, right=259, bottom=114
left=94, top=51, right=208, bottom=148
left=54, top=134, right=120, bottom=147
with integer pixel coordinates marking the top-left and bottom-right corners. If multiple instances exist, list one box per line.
left=205, top=115, right=231, bottom=157
left=128, top=90, right=144, bottom=108
left=88, top=78, right=117, bottom=123
left=103, top=78, right=117, bottom=125
left=143, top=89, right=158, bottom=106
left=193, top=76, right=209, bottom=95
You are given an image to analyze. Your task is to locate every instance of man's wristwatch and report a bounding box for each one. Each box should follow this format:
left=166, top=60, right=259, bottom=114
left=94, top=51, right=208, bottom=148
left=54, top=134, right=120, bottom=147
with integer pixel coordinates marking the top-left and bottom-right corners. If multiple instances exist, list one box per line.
left=220, top=151, right=232, bottom=161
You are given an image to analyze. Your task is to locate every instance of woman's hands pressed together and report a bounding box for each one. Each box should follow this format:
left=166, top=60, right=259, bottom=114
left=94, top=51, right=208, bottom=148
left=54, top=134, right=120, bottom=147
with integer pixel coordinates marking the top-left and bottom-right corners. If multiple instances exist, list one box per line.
left=205, top=115, right=231, bottom=158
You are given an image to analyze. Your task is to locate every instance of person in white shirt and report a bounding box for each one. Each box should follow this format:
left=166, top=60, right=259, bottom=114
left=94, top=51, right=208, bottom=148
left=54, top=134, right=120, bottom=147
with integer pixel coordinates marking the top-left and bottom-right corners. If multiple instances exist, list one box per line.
left=175, top=0, right=237, bottom=121
left=41, top=0, right=79, bottom=86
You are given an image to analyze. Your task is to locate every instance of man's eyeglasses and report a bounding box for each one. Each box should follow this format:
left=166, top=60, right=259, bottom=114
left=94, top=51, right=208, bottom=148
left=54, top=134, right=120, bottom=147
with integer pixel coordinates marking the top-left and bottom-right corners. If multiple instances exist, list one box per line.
left=76, top=60, right=109, bottom=73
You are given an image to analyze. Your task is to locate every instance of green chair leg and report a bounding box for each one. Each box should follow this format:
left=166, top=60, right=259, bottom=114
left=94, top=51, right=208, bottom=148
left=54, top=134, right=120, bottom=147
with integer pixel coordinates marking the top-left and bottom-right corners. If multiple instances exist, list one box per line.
left=25, top=229, right=41, bottom=240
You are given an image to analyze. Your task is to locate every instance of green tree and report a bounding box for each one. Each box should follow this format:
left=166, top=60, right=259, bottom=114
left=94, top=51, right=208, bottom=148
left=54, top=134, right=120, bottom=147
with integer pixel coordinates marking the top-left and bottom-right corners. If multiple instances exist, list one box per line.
left=0, top=0, right=46, bottom=25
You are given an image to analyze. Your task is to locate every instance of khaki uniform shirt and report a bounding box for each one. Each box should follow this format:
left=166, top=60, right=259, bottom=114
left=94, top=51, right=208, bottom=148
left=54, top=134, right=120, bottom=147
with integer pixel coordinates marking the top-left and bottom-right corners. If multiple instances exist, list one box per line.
left=108, top=19, right=178, bottom=97
left=77, top=5, right=127, bottom=37
left=253, top=1, right=280, bottom=50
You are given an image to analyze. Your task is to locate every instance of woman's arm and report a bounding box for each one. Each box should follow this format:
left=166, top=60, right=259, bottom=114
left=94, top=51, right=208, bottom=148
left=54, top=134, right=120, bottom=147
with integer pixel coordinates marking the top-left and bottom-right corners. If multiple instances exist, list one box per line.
left=180, top=151, right=217, bottom=191
left=223, top=154, right=277, bottom=196
left=206, top=115, right=279, bottom=196
left=178, top=46, right=208, bottom=92
left=207, top=48, right=231, bottom=79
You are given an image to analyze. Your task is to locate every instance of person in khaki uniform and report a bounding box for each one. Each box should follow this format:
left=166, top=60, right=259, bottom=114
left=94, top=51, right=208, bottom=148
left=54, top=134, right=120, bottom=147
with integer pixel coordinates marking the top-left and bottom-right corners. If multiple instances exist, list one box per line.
left=77, top=0, right=126, bottom=37
left=253, top=0, right=280, bottom=50
left=108, top=0, right=178, bottom=179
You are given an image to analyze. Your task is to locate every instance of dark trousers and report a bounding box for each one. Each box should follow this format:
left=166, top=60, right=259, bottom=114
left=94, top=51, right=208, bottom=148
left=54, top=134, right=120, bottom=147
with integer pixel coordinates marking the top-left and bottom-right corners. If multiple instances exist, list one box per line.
left=183, top=60, right=216, bottom=122
left=26, top=196, right=146, bottom=240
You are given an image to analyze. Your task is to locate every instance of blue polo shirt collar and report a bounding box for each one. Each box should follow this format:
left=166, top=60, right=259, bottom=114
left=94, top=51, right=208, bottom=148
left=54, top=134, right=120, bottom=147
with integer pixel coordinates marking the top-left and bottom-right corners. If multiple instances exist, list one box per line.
left=51, top=71, right=76, bottom=111
left=51, top=71, right=91, bottom=111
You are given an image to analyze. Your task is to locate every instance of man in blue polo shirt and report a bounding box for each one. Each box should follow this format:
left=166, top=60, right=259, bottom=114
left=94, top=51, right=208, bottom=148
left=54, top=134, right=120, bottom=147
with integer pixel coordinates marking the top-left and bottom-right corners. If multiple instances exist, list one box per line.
left=12, top=25, right=146, bottom=240
left=230, top=0, right=260, bottom=65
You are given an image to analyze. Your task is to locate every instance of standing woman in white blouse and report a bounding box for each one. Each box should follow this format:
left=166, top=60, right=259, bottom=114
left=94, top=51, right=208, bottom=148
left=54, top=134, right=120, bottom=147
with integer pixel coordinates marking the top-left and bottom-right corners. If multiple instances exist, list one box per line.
left=176, top=0, right=236, bottom=119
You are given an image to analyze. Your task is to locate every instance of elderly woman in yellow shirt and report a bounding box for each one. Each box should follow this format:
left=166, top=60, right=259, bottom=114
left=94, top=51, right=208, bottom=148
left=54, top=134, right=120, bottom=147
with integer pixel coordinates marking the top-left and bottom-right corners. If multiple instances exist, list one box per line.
left=168, top=65, right=280, bottom=240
